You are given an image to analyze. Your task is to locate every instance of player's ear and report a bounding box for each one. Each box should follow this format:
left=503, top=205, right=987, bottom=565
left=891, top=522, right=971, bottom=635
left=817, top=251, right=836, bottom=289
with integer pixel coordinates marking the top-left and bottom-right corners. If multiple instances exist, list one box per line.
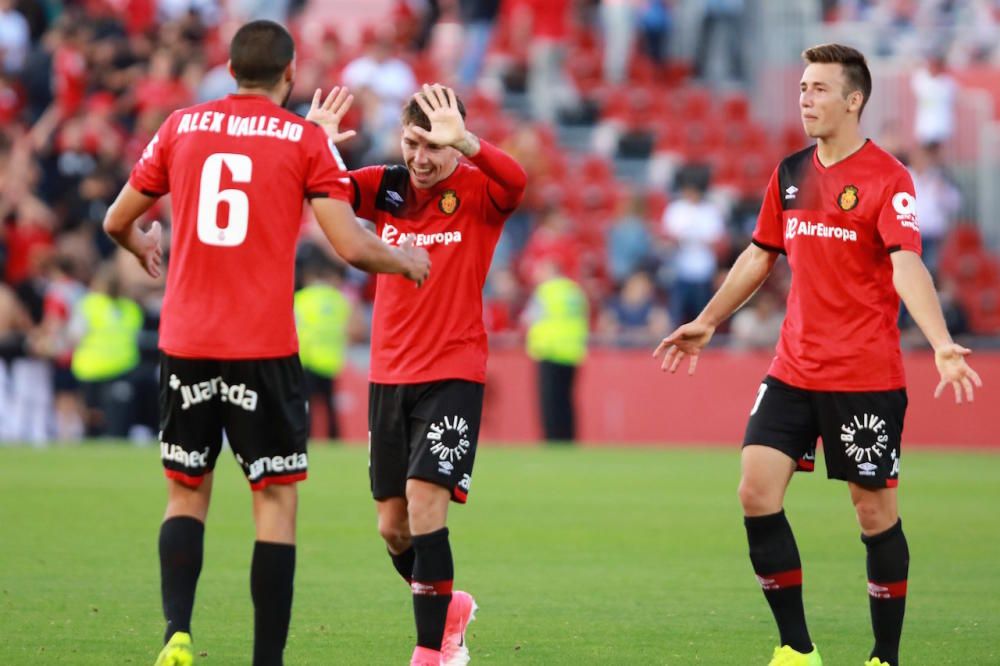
left=284, top=57, right=296, bottom=83
left=227, top=59, right=234, bottom=80
left=847, top=89, right=863, bottom=114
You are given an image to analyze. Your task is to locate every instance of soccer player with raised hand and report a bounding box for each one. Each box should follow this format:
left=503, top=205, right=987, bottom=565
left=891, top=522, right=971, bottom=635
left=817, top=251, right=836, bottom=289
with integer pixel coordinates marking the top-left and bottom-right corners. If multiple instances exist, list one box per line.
left=103, top=20, right=429, bottom=666
left=310, top=82, right=527, bottom=665
left=653, top=43, right=981, bottom=666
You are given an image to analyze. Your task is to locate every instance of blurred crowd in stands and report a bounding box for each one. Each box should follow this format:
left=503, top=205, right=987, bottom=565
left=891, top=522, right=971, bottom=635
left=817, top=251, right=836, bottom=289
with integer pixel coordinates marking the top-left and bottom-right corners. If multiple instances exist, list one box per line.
left=0, top=0, right=998, bottom=441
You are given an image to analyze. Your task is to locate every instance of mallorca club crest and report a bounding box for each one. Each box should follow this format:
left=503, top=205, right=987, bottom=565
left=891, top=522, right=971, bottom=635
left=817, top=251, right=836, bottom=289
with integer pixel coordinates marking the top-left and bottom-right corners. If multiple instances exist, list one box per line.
left=438, top=189, right=459, bottom=215
left=837, top=185, right=859, bottom=211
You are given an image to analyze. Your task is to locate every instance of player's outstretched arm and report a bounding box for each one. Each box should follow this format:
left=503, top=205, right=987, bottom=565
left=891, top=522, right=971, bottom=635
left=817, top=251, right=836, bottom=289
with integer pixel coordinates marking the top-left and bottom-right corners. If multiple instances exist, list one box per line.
left=311, top=197, right=430, bottom=286
left=653, top=243, right=777, bottom=374
left=305, top=87, right=357, bottom=144
left=103, top=183, right=163, bottom=279
left=890, top=250, right=983, bottom=402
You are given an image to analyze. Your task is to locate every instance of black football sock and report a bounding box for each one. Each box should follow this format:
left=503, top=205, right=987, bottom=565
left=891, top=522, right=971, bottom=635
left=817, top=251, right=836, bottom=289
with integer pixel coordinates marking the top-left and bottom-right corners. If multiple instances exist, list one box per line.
left=389, top=546, right=415, bottom=584
left=159, top=516, right=204, bottom=643
left=863, top=519, right=909, bottom=666
left=250, top=541, right=296, bottom=666
left=745, top=510, right=813, bottom=653
left=411, top=527, right=453, bottom=651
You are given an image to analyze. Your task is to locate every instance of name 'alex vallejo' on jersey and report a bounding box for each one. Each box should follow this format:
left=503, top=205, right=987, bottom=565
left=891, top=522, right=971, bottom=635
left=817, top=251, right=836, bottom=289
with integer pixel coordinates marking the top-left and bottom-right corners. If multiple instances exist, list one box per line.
left=174, top=110, right=306, bottom=141
left=752, top=140, right=922, bottom=392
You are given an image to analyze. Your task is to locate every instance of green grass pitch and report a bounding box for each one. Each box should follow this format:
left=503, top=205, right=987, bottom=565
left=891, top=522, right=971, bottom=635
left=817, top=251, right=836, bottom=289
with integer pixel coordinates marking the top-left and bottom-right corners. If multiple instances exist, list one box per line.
left=0, top=444, right=997, bottom=665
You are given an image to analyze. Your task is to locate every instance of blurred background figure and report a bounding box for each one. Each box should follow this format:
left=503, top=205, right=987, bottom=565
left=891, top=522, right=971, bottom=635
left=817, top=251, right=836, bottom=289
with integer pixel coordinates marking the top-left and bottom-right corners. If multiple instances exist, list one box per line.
left=637, top=0, right=673, bottom=66
left=69, top=262, right=143, bottom=438
left=295, top=253, right=356, bottom=441
left=910, top=49, right=957, bottom=151
left=524, top=260, right=588, bottom=443
left=660, top=172, right=726, bottom=326
left=729, top=289, right=783, bottom=351
left=342, top=23, right=417, bottom=164
left=692, top=0, right=745, bottom=86
left=908, top=142, right=961, bottom=275
left=601, top=0, right=637, bottom=85
left=457, top=0, right=502, bottom=90
left=597, top=270, right=670, bottom=347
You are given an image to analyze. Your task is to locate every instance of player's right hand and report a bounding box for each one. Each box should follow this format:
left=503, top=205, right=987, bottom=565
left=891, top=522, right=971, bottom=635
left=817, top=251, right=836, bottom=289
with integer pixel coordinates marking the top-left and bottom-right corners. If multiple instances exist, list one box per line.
left=933, top=343, right=983, bottom=403
left=652, top=320, right=716, bottom=375
left=305, top=87, right=357, bottom=144
left=399, top=236, right=431, bottom=287
left=137, top=220, right=163, bottom=279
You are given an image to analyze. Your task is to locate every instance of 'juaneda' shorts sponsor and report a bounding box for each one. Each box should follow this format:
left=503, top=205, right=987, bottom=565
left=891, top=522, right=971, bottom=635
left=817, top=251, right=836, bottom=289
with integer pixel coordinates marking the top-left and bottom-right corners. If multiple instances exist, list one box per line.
left=159, top=353, right=309, bottom=490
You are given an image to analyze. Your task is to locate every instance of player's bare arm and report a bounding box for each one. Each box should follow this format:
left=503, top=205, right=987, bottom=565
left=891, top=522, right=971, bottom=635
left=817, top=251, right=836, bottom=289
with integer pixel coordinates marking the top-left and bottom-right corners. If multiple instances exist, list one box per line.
left=890, top=250, right=983, bottom=403
left=103, top=183, right=163, bottom=279
left=310, top=197, right=431, bottom=286
left=412, top=83, right=481, bottom=157
left=654, top=243, right=777, bottom=374
left=304, top=86, right=357, bottom=144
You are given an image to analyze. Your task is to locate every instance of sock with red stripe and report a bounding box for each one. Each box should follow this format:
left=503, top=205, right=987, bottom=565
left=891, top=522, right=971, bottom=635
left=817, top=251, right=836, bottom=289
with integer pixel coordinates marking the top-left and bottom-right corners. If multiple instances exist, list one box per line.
left=389, top=546, right=415, bottom=584
left=863, top=518, right=908, bottom=666
left=251, top=541, right=295, bottom=666
left=159, top=516, right=204, bottom=643
left=745, top=510, right=812, bottom=653
left=411, top=527, right=453, bottom=651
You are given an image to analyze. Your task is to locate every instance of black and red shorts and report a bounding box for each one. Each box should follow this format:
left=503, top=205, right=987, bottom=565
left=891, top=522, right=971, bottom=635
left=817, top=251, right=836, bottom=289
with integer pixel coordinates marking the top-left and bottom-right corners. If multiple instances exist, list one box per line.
left=159, top=352, right=309, bottom=490
left=743, top=375, right=907, bottom=488
left=368, top=380, right=484, bottom=503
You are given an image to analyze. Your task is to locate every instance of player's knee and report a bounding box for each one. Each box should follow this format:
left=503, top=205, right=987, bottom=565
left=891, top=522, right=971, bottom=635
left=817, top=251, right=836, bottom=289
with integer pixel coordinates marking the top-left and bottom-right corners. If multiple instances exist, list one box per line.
left=377, top=517, right=410, bottom=552
left=853, top=498, right=895, bottom=533
left=737, top=478, right=780, bottom=515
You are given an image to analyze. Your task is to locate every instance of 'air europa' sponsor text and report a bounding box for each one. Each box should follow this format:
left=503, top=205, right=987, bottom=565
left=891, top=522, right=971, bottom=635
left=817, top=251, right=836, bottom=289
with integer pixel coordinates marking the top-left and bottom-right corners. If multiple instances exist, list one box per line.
left=785, top=216, right=858, bottom=242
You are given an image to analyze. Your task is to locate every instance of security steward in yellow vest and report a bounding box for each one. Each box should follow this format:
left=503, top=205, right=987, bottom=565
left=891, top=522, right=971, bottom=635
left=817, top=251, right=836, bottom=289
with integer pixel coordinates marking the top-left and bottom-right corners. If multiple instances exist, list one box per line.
left=294, top=259, right=351, bottom=440
left=526, top=262, right=588, bottom=442
left=71, top=266, right=143, bottom=438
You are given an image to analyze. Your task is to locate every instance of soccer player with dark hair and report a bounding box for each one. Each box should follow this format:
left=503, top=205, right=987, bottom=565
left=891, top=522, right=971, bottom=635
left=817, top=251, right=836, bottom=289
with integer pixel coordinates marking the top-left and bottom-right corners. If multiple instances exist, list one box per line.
left=309, top=83, right=527, bottom=665
left=103, top=20, right=430, bottom=666
left=653, top=43, right=982, bottom=666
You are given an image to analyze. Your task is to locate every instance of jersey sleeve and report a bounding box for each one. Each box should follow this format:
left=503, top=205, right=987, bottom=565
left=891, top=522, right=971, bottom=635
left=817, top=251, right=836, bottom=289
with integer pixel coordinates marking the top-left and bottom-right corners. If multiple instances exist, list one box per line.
left=348, top=165, right=385, bottom=221
left=466, top=140, right=527, bottom=224
left=877, top=170, right=922, bottom=255
left=303, top=123, right=352, bottom=204
left=129, top=113, right=176, bottom=197
left=751, top=168, right=785, bottom=254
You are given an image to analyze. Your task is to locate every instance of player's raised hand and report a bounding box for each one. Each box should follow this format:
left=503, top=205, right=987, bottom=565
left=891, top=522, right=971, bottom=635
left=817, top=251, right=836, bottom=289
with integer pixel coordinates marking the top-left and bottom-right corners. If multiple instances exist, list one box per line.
left=399, top=236, right=431, bottom=287
left=652, top=320, right=716, bottom=375
left=933, top=343, right=983, bottom=403
left=411, top=83, right=468, bottom=148
left=305, top=87, right=357, bottom=144
left=136, top=220, right=163, bottom=279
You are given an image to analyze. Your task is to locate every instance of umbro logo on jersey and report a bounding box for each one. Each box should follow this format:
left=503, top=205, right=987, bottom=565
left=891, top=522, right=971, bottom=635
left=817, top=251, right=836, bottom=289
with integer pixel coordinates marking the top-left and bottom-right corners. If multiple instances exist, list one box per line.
left=784, top=185, right=798, bottom=200
left=385, top=190, right=404, bottom=208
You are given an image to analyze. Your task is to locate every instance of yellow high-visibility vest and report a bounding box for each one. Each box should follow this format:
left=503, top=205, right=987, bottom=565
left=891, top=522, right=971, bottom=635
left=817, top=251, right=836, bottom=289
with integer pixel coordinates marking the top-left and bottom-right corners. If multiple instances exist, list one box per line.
left=71, top=293, right=143, bottom=382
left=295, top=284, right=350, bottom=378
left=526, top=277, right=588, bottom=366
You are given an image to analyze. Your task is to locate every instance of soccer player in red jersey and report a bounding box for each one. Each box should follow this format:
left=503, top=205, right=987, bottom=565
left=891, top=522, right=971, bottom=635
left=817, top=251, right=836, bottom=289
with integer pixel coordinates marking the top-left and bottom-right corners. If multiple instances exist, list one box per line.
left=102, top=21, right=430, bottom=666
left=311, top=83, right=526, bottom=665
left=654, top=44, right=982, bottom=666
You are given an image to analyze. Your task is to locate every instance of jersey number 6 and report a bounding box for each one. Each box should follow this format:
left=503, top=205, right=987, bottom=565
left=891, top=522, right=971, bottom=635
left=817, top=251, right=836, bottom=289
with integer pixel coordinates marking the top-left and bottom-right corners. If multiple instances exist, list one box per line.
left=198, top=153, right=252, bottom=247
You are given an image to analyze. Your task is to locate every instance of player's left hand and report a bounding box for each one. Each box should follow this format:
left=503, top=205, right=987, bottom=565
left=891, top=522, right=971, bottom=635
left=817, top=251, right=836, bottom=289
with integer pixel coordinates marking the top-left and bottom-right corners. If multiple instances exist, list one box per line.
left=933, top=343, right=983, bottom=403
left=305, top=87, right=357, bottom=144
left=412, top=83, right=468, bottom=149
left=136, top=220, right=163, bottom=279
